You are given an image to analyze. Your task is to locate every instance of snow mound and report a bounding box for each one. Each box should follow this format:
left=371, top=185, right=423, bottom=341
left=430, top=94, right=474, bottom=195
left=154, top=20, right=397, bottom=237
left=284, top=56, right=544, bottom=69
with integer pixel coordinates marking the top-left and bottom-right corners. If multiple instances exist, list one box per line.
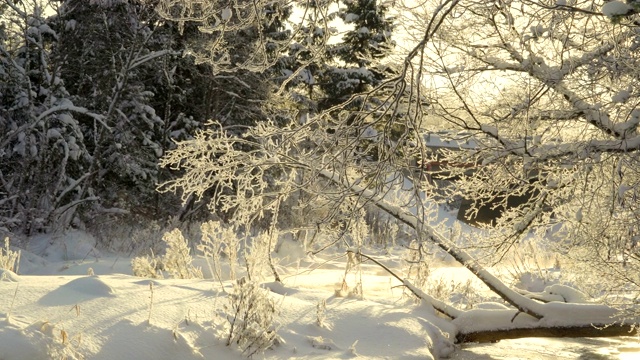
left=308, top=335, right=340, bottom=351
left=515, top=271, right=557, bottom=292
left=0, top=321, right=59, bottom=360
left=60, top=276, right=116, bottom=296
left=38, top=276, right=115, bottom=305
left=264, top=281, right=299, bottom=296
left=132, top=279, right=163, bottom=287
left=519, top=283, right=589, bottom=303
left=15, top=249, right=49, bottom=274
left=0, top=268, right=20, bottom=282
left=542, top=284, right=587, bottom=303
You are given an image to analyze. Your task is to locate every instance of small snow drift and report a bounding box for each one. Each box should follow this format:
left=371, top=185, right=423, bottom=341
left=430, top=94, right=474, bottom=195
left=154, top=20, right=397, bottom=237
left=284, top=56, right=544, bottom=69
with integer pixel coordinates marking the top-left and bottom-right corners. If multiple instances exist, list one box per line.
left=0, top=320, right=68, bottom=360
left=28, top=230, right=101, bottom=263
left=0, top=269, right=20, bottom=282
left=95, top=319, right=198, bottom=360
left=38, top=276, right=116, bottom=305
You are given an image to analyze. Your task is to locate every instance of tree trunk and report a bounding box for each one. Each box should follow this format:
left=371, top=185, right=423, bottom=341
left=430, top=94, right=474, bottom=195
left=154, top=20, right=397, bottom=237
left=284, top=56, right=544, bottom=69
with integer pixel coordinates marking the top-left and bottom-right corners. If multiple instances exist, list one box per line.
left=319, top=169, right=546, bottom=319
left=457, top=323, right=638, bottom=343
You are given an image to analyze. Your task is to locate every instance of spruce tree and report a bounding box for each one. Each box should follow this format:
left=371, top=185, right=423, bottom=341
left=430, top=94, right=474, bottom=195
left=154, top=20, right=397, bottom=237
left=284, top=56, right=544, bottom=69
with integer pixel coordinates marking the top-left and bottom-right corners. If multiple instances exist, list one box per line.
left=321, top=0, right=394, bottom=109
left=280, top=0, right=395, bottom=114
left=51, top=0, right=174, bottom=220
left=0, top=3, right=91, bottom=234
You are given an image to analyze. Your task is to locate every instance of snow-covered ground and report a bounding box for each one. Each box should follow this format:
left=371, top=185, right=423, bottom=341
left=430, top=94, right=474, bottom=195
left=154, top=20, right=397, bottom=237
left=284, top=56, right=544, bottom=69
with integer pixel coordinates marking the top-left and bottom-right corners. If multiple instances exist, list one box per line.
left=0, top=230, right=638, bottom=359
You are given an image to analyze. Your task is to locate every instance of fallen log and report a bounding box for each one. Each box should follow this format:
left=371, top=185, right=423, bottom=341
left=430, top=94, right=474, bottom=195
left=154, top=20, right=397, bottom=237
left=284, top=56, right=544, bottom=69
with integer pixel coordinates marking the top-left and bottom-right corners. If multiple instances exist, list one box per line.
left=457, top=323, right=638, bottom=343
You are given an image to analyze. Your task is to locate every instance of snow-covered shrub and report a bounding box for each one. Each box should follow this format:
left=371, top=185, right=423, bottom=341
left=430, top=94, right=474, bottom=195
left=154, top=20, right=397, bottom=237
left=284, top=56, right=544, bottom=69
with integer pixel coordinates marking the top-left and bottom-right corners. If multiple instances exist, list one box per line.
left=428, top=277, right=481, bottom=310
left=224, top=279, right=280, bottom=357
left=245, top=230, right=279, bottom=281
left=504, top=241, right=555, bottom=286
left=127, top=221, right=168, bottom=254
left=198, top=220, right=238, bottom=282
left=335, top=250, right=363, bottom=298
left=350, top=209, right=369, bottom=248
left=131, top=254, right=163, bottom=279
left=162, top=228, right=202, bottom=279
left=315, top=299, right=329, bottom=329
left=0, top=238, right=20, bottom=273
left=131, top=227, right=202, bottom=279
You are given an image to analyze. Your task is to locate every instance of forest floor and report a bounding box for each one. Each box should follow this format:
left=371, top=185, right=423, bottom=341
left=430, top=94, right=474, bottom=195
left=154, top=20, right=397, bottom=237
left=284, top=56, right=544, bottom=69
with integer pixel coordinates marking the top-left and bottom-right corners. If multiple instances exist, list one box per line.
left=0, top=230, right=638, bottom=359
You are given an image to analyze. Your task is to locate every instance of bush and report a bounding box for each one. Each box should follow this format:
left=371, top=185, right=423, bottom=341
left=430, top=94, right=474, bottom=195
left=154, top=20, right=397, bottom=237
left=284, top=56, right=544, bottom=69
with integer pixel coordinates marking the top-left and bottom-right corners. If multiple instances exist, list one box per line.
left=224, top=279, right=280, bottom=357
left=162, top=228, right=202, bottom=279
left=0, top=237, right=20, bottom=273
left=131, top=228, right=202, bottom=279
left=198, top=220, right=238, bottom=283
left=131, top=255, right=163, bottom=279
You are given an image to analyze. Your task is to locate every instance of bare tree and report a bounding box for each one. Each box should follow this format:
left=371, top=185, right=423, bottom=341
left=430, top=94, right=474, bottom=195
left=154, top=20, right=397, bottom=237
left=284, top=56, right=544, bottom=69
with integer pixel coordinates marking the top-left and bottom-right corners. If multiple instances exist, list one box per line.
left=399, top=0, right=640, bottom=315
left=159, top=0, right=639, bottom=344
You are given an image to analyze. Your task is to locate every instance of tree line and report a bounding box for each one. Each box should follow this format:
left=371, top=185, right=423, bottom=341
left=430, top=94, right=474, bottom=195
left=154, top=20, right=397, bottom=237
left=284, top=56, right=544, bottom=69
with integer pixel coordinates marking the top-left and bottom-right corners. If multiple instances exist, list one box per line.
left=0, top=0, right=394, bottom=235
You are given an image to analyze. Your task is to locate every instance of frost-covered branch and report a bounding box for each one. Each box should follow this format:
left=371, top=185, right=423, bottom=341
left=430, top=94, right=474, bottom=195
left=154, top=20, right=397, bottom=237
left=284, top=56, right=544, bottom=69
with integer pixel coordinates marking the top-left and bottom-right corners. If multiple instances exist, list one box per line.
left=319, top=168, right=546, bottom=319
left=350, top=250, right=462, bottom=318
left=399, top=0, right=640, bottom=309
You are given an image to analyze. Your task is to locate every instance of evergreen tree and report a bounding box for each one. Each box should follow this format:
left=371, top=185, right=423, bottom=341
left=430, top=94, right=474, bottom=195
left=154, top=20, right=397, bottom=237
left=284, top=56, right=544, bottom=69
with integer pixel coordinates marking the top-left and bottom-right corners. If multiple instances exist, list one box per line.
left=0, top=0, right=296, bottom=233
left=280, top=0, right=395, bottom=117
left=278, top=0, right=335, bottom=118
left=50, top=0, right=169, bottom=219
left=0, top=2, right=92, bottom=234
left=321, top=0, right=394, bottom=109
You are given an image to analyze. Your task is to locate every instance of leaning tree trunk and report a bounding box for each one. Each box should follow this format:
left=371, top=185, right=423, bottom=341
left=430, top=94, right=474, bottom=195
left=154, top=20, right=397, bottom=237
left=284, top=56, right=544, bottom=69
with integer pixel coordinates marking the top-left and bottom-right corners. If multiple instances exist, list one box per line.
left=319, top=169, right=546, bottom=318
left=319, top=169, right=639, bottom=341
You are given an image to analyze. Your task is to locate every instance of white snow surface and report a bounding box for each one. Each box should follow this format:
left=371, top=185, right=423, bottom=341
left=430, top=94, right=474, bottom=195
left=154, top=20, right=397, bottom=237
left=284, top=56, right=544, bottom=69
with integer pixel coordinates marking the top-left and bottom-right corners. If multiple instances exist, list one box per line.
left=3, top=231, right=452, bottom=360
left=0, top=230, right=638, bottom=359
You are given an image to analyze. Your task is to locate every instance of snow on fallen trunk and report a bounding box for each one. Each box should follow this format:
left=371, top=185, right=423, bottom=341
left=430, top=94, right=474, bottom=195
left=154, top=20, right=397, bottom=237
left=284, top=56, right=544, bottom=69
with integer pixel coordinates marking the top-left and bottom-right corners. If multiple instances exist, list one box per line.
left=454, top=302, right=636, bottom=343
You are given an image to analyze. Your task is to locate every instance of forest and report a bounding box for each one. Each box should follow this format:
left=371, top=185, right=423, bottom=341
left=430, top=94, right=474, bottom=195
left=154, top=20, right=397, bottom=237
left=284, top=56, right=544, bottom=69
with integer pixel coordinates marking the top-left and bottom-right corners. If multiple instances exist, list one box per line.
left=1, top=0, right=640, bottom=359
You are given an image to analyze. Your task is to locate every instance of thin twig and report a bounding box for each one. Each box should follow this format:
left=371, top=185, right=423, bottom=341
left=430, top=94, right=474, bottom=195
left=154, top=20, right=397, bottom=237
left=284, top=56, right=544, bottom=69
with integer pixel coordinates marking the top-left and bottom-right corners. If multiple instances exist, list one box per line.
left=348, top=250, right=462, bottom=319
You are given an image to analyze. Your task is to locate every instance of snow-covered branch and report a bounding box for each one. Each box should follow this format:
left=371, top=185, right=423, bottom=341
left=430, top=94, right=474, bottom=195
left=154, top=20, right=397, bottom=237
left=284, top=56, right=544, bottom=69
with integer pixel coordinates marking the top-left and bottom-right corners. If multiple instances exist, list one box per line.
left=36, top=104, right=108, bottom=128
left=128, top=50, right=179, bottom=71
left=0, top=104, right=110, bottom=152
left=350, top=250, right=463, bottom=319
